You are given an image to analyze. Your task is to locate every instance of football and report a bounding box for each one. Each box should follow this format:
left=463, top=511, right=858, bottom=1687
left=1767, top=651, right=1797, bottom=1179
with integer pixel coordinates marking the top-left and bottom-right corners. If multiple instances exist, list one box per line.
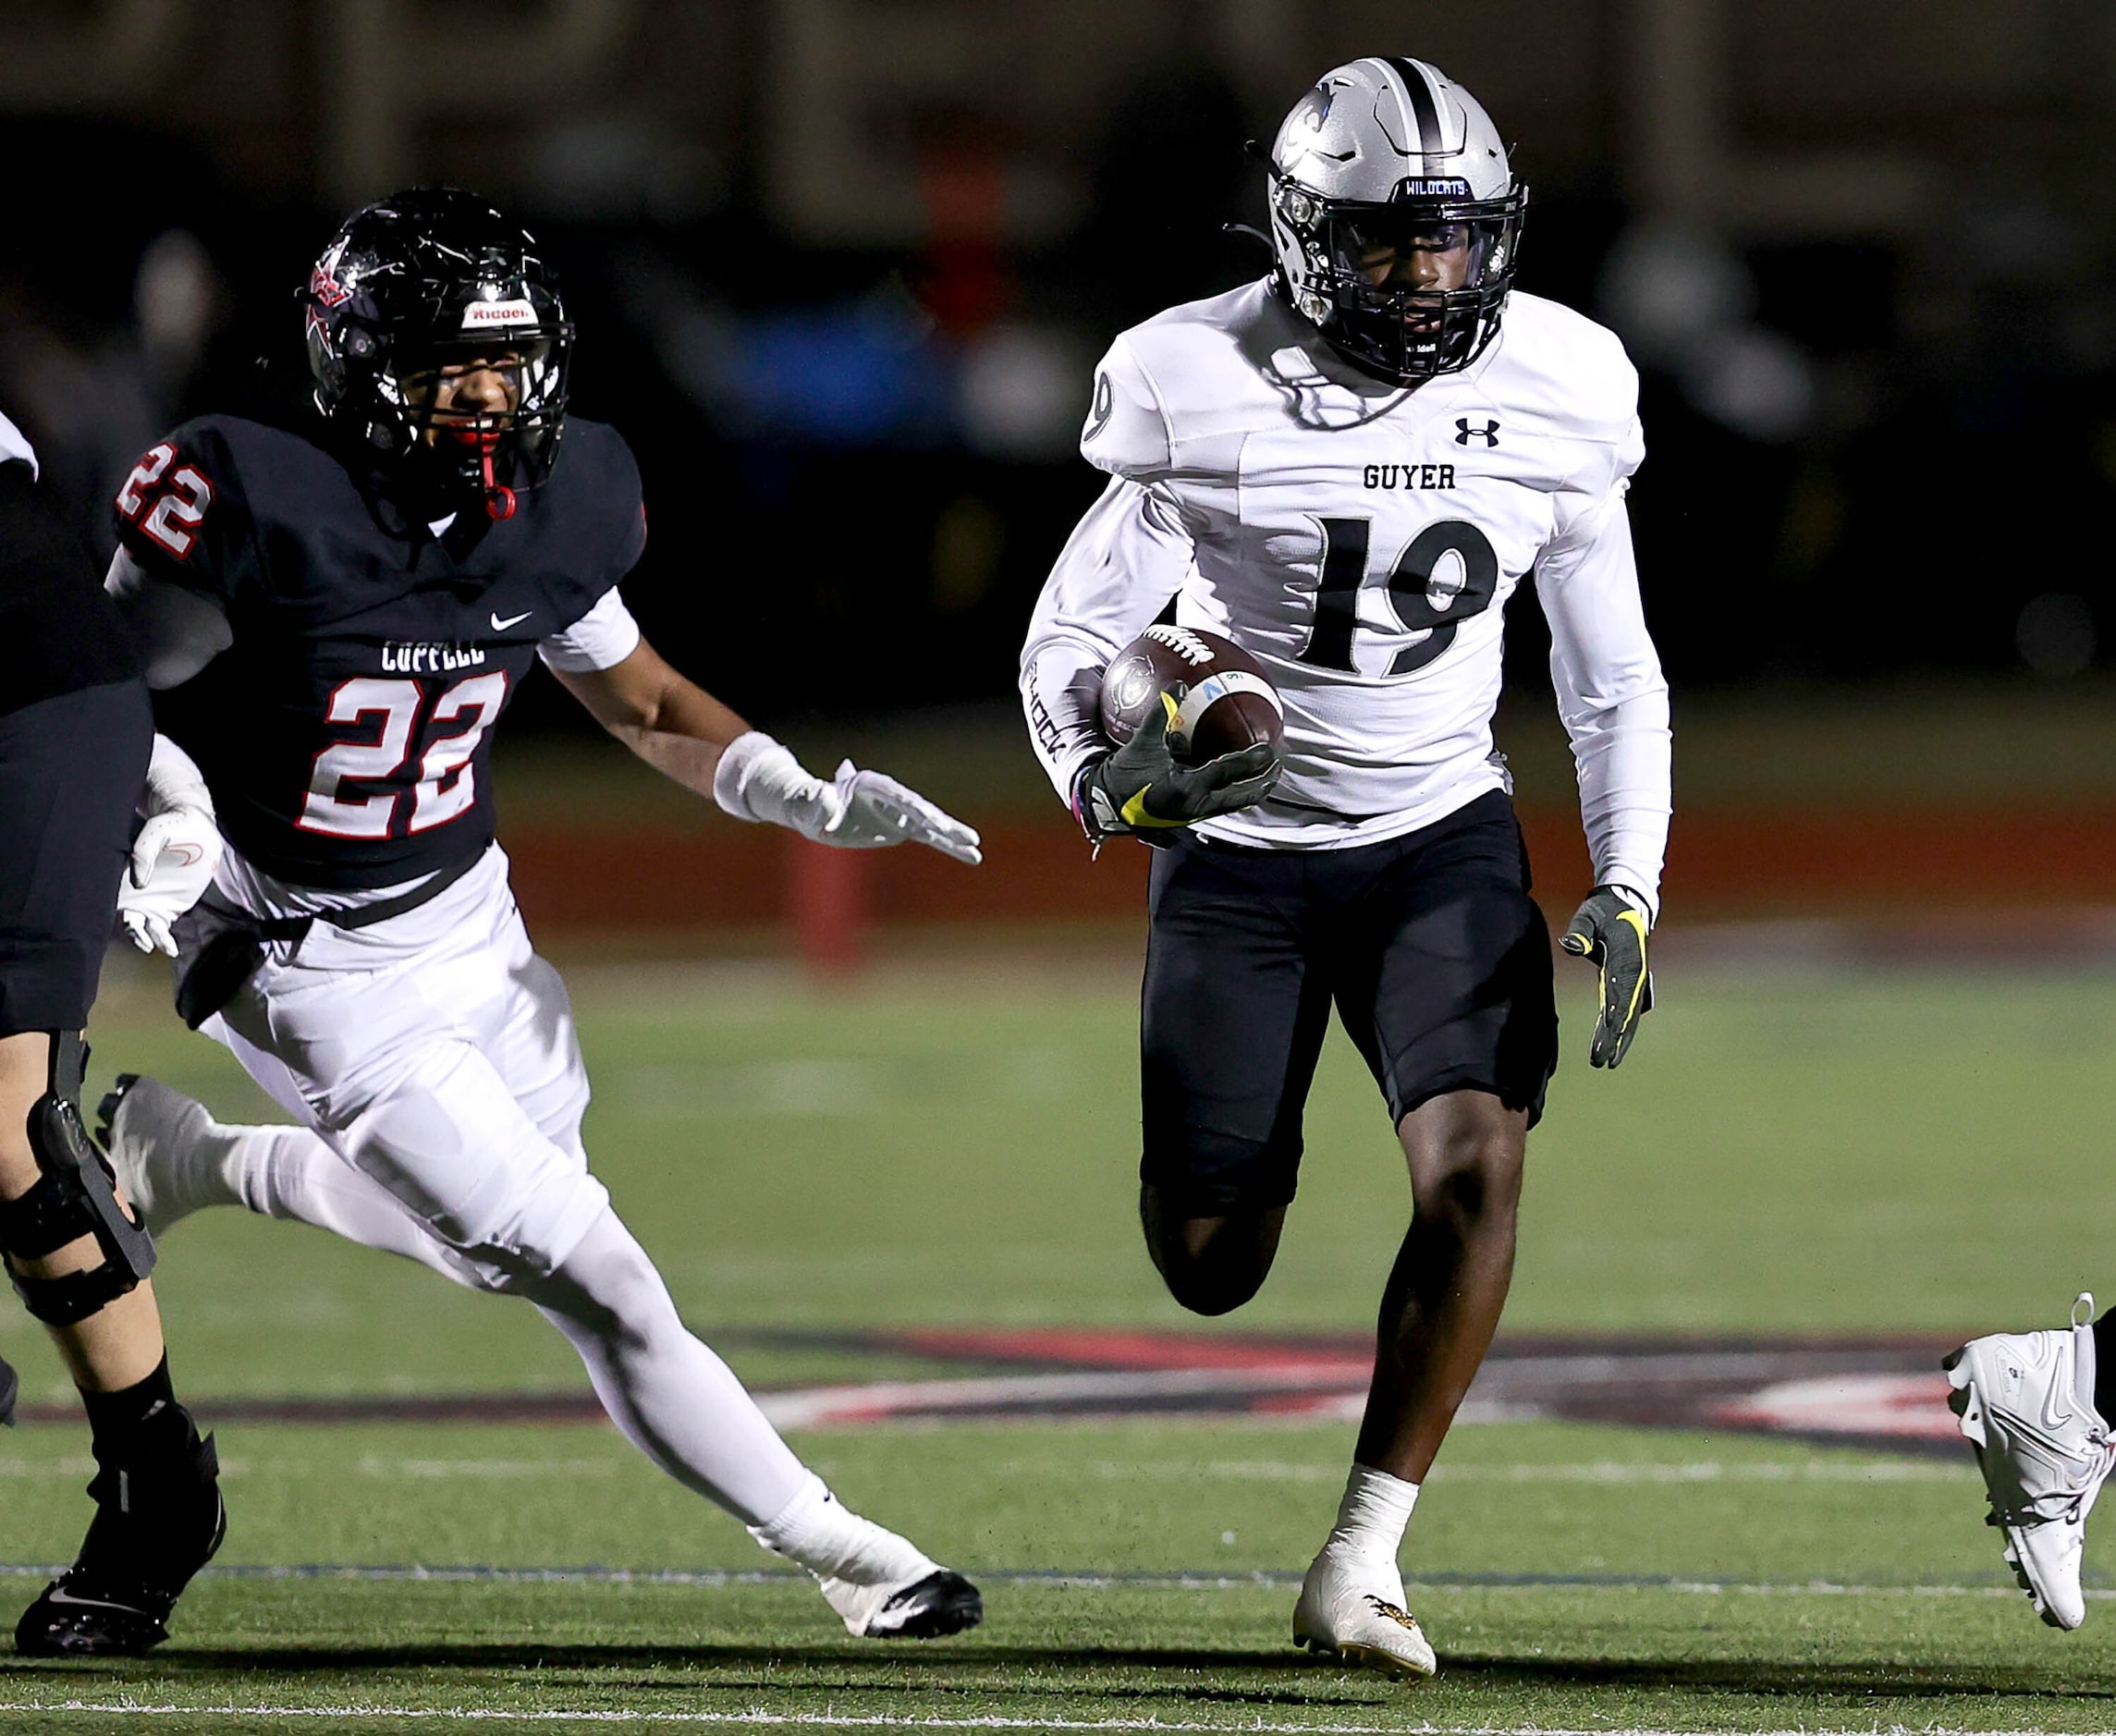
left=1097, top=625, right=1284, bottom=764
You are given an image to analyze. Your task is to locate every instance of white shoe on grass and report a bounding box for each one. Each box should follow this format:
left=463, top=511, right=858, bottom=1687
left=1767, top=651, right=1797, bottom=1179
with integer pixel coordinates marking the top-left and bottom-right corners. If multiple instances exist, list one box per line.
left=96, top=1075, right=242, bottom=1237
left=818, top=1564, right=984, bottom=1639
left=1945, top=1290, right=2116, bottom=1631
left=749, top=1478, right=983, bottom=1640
left=1292, top=1544, right=1437, bottom=1681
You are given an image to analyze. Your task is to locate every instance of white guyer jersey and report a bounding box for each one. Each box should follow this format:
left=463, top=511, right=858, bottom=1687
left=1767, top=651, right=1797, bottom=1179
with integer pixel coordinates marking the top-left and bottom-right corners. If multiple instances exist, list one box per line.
left=1021, top=279, right=1671, bottom=911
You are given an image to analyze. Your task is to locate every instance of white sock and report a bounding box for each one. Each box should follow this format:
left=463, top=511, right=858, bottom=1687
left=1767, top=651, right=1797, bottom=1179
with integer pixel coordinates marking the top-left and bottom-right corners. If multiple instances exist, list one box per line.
left=1324, top=1462, right=1420, bottom=1564
left=749, top=1470, right=936, bottom=1585
left=525, top=1208, right=811, bottom=1526
left=232, top=1121, right=471, bottom=1284
left=156, top=1112, right=250, bottom=1226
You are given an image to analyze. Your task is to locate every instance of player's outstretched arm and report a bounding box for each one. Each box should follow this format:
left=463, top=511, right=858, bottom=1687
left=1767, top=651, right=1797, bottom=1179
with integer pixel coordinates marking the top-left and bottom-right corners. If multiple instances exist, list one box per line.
left=554, top=639, right=981, bottom=864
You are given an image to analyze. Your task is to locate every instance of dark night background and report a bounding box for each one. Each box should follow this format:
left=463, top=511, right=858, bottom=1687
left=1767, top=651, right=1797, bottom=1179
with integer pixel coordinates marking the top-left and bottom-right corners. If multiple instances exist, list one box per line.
left=6, top=0, right=2115, bottom=740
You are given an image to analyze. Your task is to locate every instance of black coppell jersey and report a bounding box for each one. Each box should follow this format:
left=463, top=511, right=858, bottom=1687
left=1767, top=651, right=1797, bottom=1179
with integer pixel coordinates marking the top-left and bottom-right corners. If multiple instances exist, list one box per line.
left=114, top=415, right=646, bottom=889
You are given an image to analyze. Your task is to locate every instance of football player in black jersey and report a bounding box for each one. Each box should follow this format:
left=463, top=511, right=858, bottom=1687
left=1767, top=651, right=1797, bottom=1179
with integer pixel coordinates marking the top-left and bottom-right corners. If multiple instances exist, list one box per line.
left=0, top=410, right=226, bottom=1656
left=98, top=189, right=985, bottom=1639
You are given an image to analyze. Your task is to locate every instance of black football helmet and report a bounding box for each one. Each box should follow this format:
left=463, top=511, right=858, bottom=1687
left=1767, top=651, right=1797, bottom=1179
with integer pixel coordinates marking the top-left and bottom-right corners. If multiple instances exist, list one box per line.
left=303, top=188, right=572, bottom=519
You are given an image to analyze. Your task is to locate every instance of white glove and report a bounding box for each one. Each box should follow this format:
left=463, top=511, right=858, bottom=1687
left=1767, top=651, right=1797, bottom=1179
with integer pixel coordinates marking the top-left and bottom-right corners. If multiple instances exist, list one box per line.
left=116, top=735, right=221, bottom=957
left=713, top=731, right=982, bottom=865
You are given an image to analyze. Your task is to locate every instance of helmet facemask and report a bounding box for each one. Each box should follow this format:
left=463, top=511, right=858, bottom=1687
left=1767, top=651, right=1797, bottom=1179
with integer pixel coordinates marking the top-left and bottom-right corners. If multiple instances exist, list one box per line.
left=1271, top=177, right=1525, bottom=385
left=384, top=328, right=570, bottom=520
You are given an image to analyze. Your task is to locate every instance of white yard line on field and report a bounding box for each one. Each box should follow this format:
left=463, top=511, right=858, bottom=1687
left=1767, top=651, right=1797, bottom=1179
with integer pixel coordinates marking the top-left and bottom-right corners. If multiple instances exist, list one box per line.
left=0, top=1458, right=1979, bottom=1485
left=0, top=1709, right=2093, bottom=1735
left=0, top=1561, right=2087, bottom=1598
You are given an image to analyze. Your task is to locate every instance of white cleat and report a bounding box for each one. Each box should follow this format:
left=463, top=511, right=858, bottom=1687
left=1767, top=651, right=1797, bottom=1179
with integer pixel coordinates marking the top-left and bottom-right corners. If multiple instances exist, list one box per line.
left=749, top=1480, right=984, bottom=1641
left=95, top=1074, right=238, bottom=1237
left=818, top=1564, right=984, bottom=1640
left=1292, top=1546, right=1437, bottom=1681
left=1945, top=1291, right=2116, bottom=1631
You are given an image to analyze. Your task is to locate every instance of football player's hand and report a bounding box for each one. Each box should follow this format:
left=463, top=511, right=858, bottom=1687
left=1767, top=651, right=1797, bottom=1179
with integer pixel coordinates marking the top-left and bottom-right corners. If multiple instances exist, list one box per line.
left=1559, top=886, right=1653, bottom=1069
left=118, top=808, right=221, bottom=957
left=116, top=735, right=221, bottom=957
left=821, top=761, right=982, bottom=863
left=1079, top=689, right=1282, bottom=838
left=713, top=732, right=982, bottom=864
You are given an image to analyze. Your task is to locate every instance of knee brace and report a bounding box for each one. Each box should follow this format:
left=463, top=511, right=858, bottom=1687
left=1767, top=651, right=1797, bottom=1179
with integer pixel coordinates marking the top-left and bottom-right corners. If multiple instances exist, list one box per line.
left=0, top=1033, right=157, bottom=1326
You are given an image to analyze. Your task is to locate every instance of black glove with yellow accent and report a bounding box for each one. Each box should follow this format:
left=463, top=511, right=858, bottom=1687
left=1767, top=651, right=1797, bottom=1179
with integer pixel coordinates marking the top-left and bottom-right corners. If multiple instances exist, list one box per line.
left=1559, top=886, right=1654, bottom=1069
left=1076, top=687, right=1281, bottom=842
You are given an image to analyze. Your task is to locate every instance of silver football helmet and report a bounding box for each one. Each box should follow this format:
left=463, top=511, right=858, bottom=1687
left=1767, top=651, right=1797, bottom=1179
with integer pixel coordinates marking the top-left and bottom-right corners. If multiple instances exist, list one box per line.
left=1266, top=57, right=1525, bottom=385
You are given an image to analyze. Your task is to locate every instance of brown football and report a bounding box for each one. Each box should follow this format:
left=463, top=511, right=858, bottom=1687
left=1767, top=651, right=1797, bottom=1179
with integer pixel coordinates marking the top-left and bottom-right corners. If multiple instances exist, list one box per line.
left=1097, top=625, right=1284, bottom=764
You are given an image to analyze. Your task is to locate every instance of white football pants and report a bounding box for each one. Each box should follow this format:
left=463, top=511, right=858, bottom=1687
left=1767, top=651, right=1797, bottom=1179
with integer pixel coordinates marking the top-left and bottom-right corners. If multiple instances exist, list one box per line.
left=202, top=843, right=809, bottom=1525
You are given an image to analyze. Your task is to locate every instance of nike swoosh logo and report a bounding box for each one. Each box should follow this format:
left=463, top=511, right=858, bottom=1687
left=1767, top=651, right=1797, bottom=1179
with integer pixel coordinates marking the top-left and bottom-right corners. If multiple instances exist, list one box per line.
left=42, top=1588, right=141, bottom=1611
left=491, top=610, right=533, bottom=630
left=2045, top=1383, right=2076, bottom=1432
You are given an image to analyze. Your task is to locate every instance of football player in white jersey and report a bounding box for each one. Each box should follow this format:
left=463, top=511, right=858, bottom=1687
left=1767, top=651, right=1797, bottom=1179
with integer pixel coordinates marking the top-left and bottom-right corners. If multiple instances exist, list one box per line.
left=1021, top=57, right=1670, bottom=1678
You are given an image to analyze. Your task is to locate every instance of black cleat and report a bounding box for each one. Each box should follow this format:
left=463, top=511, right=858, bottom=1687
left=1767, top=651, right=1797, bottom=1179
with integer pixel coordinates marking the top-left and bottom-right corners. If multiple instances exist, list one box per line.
left=865, top=1570, right=985, bottom=1640
left=0, top=1356, right=16, bottom=1429
left=16, top=1421, right=225, bottom=1657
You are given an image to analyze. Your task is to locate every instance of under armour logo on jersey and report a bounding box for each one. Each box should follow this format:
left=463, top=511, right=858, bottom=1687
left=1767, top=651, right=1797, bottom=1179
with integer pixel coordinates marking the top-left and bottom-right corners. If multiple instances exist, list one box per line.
left=1455, top=418, right=1500, bottom=446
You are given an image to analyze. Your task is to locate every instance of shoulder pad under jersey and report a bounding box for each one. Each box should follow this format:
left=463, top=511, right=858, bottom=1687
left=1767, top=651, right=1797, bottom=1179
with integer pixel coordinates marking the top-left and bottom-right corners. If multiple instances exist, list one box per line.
left=110, top=416, right=290, bottom=606
left=1079, top=336, right=1173, bottom=481
left=1491, top=294, right=1644, bottom=477
left=532, top=418, right=647, bottom=627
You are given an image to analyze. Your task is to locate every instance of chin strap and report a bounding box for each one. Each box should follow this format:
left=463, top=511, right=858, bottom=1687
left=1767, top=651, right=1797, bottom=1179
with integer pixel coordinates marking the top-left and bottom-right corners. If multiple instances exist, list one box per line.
left=479, top=444, right=517, bottom=520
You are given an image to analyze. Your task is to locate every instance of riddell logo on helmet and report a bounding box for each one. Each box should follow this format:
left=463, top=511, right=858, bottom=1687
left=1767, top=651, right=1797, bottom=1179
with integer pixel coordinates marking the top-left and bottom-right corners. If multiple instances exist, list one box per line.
left=460, top=299, right=538, bottom=329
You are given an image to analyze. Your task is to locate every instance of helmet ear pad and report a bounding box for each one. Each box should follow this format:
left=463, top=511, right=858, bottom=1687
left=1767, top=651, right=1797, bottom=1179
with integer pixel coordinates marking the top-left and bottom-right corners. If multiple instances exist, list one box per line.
left=301, top=189, right=574, bottom=502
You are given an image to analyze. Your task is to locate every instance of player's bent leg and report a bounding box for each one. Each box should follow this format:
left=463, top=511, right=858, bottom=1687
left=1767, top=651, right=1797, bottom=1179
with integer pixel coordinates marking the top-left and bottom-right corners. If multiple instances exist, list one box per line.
left=0, top=1033, right=222, bottom=1657
left=519, top=1206, right=983, bottom=1638
left=1946, top=1293, right=2115, bottom=1630
left=1139, top=1184, right=1286, bottom=1315
left=1138, top=835, right=1329, bottom=1314
left=100, top=1074, right=476, bottom=1286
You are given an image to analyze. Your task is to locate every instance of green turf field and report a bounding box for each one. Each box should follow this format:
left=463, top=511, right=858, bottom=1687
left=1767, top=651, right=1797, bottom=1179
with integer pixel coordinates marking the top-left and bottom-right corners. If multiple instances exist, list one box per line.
left=5, top=956, right=2116, bottom=1731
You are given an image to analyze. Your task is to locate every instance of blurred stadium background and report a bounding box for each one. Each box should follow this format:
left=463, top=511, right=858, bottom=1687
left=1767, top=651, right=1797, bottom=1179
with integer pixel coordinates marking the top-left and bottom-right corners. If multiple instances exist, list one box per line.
left=13, top=5, right=2116, bottom=1726
left=11, top=1, right=2116, bottom=967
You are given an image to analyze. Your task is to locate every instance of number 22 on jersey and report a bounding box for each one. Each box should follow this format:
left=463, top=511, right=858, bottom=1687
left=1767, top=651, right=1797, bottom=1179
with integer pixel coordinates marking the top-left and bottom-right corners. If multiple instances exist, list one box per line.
left=298, top=673, right=509, bottom=839
left=116, top=441, right=214, bottom=559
